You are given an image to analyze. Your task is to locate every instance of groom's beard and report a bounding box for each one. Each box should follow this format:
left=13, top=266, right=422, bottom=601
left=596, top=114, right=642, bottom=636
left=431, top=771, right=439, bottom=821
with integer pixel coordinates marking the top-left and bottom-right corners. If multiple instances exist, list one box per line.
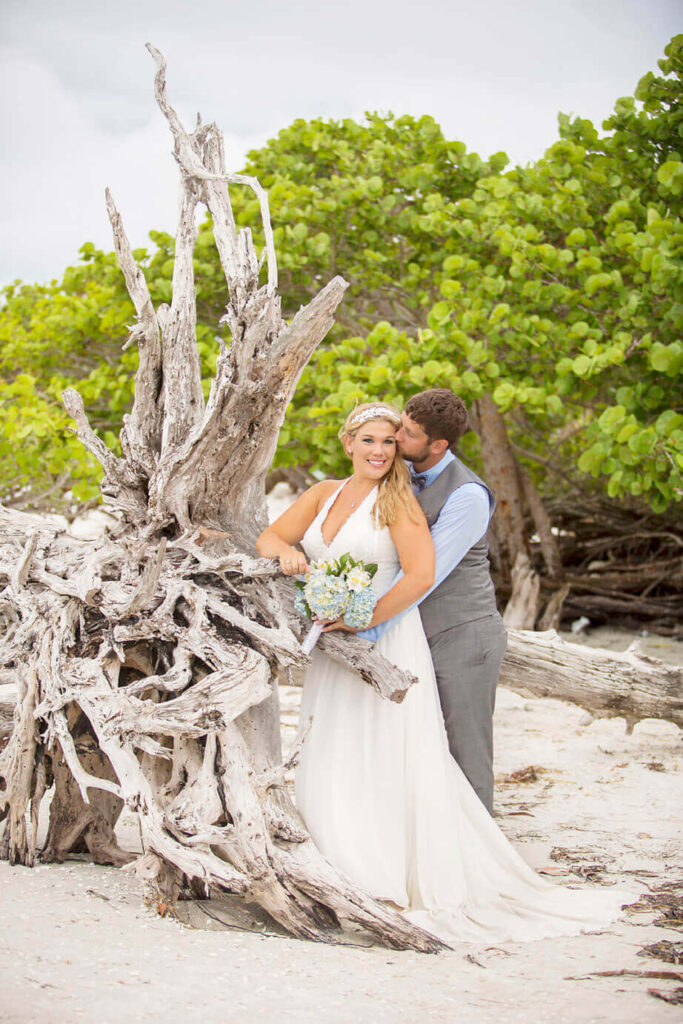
left=398, top=443, right=432, bottom=465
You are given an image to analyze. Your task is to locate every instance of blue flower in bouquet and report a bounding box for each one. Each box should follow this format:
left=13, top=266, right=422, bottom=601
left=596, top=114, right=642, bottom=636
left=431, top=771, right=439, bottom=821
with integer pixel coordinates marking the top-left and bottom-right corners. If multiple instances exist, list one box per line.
left=302, top=573, right=350, bottom=621
left=343, top=586, right=377, bottom=629
left=293, top=552, right=378, bottom=653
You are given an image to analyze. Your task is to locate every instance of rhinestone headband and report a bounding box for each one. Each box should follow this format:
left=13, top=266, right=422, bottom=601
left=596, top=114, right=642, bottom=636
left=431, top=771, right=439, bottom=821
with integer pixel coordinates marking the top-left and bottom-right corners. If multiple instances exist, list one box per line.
left=348, top=406, right=401, bottom=429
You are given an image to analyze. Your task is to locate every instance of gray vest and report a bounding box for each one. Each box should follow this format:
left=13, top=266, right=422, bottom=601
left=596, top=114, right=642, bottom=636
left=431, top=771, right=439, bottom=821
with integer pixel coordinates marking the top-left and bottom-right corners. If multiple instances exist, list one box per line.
left=416, top=457, right=498, bottom=638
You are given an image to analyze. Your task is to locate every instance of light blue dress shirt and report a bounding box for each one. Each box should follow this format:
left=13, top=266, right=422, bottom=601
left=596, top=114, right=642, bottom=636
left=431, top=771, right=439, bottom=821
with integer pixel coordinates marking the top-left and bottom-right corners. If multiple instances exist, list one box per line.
left=359, top=451, right=491, bottom=642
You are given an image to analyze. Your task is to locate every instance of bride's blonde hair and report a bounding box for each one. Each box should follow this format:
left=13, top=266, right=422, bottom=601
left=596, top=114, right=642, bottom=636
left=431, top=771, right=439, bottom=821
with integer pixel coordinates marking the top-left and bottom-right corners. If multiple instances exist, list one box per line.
left=339, top=403, right=419, bottom=527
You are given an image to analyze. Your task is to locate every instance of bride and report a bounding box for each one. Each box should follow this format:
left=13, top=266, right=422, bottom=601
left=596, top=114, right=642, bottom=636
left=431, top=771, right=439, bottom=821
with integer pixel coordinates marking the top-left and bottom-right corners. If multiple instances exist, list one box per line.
left=256, top=402, right=628, bottom=944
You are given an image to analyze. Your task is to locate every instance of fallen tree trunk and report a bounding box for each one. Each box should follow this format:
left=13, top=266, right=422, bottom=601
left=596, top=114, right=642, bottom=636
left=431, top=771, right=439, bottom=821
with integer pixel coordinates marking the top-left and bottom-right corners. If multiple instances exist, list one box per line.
left=2, top=623, right=679, bottom=740
left=501, top=629, right=683, bottom=729
left=0, top=47, right=443, bottom=953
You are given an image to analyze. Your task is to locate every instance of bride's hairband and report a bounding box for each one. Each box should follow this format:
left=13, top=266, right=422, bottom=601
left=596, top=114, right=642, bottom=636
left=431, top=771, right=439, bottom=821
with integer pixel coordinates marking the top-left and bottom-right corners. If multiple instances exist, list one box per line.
left=348, top=406, right=401, bottom=429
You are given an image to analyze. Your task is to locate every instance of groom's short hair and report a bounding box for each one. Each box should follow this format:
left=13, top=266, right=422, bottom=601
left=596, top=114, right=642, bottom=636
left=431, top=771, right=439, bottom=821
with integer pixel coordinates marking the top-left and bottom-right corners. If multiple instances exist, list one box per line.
left=405, top=389, right=469, bottom=448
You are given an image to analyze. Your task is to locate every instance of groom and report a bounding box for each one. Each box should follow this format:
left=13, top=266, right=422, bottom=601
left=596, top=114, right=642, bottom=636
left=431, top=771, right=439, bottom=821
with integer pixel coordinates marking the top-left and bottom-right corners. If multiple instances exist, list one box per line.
left=361, top=388, right=507, bottom=814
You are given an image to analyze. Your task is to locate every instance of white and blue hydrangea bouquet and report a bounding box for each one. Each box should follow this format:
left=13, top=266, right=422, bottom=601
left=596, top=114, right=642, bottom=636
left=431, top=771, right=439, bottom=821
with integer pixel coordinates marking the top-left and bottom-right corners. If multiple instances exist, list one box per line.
left=294, top=554, right=378, bottom=654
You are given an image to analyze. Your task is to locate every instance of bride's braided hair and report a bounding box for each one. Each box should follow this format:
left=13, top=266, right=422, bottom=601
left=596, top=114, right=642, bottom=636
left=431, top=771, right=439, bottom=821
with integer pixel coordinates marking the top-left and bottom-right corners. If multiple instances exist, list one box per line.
left=340, top=403, right=420, bottom=528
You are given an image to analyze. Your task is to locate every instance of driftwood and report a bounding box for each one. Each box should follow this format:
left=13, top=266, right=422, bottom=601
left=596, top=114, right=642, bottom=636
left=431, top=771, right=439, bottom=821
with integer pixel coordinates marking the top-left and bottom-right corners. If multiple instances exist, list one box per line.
left=501, top=629, right=683, bottom=729
left=2, top=622, right=679, bottom=757
left=0, top=48, right=443, bottom=952
left=0, top=686, right=13, bottom=749
left=502, top=552, right=540, bottom=631
left=537, top=497, right=682, bottom=636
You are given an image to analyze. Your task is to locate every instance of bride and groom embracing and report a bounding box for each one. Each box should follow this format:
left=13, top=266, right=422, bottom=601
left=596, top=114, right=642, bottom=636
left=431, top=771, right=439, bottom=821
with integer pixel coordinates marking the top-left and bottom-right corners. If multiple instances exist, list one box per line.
left=257, top=388, right=627, bottom=945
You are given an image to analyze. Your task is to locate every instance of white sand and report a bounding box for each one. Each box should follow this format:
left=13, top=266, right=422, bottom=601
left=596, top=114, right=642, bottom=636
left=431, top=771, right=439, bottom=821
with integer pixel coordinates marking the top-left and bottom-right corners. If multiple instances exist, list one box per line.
left=1, top=630, right=681, bottom=1023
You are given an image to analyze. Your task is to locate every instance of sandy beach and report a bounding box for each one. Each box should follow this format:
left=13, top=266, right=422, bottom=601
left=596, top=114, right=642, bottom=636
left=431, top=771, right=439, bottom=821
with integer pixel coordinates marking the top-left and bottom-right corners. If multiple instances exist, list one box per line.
left=1, top=627, right=681, bottom=1024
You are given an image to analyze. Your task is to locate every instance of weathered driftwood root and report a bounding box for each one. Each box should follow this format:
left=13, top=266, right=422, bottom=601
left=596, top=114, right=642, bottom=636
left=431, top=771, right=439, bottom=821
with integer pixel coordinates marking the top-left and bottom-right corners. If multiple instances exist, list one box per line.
left=501, top=629, right=683, bottom=729
left=0, top=668, right=40, bottom=865
left=42, top=715, right=131, bottom=867
left=0, top=685, right=18, bottom=751
left=0, top=513, right=437, bottom=949
left=0, top=48, right=443, bottom=953
left=543, top=496, right=682, bottom=635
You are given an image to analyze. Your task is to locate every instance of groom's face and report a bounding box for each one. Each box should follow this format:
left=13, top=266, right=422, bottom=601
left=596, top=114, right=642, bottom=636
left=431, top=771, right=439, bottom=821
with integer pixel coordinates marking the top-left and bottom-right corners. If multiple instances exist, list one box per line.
left=395, top=414, right=433, bottom=465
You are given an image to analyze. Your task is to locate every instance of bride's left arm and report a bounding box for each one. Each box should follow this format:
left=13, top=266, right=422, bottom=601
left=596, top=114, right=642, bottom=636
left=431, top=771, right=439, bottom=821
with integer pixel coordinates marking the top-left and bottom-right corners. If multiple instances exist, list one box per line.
left=370, top=501, right=435, bottom=627
left=322, top=498, right=434, bottom=632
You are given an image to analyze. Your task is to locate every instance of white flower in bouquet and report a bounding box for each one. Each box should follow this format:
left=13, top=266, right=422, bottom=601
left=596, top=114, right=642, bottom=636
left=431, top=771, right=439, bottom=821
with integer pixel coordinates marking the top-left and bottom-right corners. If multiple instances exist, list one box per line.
left=309, top=558, right=333, bottom=575
left=346, top=567, right=372, bottom=592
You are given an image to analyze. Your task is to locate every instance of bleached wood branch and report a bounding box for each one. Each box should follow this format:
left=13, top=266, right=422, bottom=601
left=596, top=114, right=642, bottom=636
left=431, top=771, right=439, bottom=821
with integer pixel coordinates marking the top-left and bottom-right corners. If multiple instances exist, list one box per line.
left=159, top=184, right=204, bottom=454
left=501, top=628, right=683, bottom=728
left=120, top=538, right=167, bottom=617
left=0, top=667, right=40, bottom=865
left=105, top=188, right=162, bottom=465
left=50, top=709, right=122, bottom=804
left=219, top=173, right=278, bottom=292
left=502, top=551, right=540, bottom=630
left=146, top=43, right=277, bottom=294
left=61, top=389, right=146, bottom=517
left=123, top=647, right=194, bottom=697
left=10, top=534, right=37, bottom=594
left=100, top=654, right=272, bottom=740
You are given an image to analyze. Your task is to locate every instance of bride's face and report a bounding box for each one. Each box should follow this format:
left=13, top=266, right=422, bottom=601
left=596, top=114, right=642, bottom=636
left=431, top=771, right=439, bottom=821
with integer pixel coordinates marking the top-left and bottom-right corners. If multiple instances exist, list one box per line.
left=345, top=419, right=397, bottom=481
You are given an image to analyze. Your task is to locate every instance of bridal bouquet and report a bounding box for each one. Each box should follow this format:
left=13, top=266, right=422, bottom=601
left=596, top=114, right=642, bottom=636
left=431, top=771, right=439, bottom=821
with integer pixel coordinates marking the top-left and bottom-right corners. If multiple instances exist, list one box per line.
left=294, top=554, right=378, bottom=655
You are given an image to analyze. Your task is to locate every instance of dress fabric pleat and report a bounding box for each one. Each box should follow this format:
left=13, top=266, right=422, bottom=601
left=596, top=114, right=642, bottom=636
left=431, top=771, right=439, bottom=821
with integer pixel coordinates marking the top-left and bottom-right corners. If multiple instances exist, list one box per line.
left=295, top=482, right=630, bottom=944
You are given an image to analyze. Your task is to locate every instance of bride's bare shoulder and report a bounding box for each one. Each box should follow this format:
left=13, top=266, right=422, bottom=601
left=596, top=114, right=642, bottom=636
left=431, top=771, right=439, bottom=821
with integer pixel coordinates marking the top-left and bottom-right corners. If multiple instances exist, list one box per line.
left=307, top=478, right=343, bottom=510
left=268, top=478, right=342, bottom=534
left=314, top=478, right=344, bottom=494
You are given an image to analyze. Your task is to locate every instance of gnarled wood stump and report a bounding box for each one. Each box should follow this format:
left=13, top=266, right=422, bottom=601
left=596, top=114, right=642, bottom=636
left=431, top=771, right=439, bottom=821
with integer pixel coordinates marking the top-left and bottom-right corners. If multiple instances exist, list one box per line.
left=0, top=47, right=443, bottom=953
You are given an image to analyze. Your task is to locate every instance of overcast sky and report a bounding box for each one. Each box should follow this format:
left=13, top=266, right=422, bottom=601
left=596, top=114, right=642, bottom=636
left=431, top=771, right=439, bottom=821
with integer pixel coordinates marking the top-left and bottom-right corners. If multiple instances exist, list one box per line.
left=1, top=0, right=680, bottom=288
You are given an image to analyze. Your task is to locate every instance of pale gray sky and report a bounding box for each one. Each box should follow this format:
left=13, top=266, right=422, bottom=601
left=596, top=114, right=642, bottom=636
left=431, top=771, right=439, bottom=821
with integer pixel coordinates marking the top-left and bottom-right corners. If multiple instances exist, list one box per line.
left=1, top=0, right=680, bottom=287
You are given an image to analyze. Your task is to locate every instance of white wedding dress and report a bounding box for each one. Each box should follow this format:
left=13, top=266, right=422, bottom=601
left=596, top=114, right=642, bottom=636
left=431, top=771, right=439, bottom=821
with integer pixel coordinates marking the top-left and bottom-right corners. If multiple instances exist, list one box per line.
left=295, top=482, right=629, bottom=945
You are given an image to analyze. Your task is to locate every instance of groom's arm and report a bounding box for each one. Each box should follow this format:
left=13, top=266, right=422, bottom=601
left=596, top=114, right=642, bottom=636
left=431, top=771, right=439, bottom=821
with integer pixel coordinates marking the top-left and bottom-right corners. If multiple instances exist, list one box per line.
left=359, top=483, right=490, bottom=642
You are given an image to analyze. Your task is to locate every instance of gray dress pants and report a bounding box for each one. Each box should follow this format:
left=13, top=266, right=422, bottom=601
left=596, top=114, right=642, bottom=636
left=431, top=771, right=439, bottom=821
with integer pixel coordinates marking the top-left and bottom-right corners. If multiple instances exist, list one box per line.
left=426, top=613, right=508, bottom=815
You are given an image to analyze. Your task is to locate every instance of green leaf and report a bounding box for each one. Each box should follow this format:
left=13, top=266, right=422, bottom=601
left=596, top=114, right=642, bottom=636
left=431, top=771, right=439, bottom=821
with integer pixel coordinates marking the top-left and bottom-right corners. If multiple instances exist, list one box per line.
left=427, top=302, right=452, bottom=329
left=571, top=355, right=592, bottom=377
left=489, top=303, right=510, bottom=325
left=368, top=365, right=390, bottom=387
left=584, top=273, right=614, bottom=296
left=656, top=160, right=683, bottom=195
left=492, top=382, right=517, bottom=409
left=565, top=227, right=586, bottom=246
left=649, top=342, right=683, bottom=375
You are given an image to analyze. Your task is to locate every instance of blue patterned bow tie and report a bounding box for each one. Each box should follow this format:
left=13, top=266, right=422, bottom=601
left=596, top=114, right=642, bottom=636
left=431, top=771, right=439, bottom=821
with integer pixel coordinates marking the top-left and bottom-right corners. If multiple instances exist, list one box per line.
left=413, top=474, right=429, bottom=492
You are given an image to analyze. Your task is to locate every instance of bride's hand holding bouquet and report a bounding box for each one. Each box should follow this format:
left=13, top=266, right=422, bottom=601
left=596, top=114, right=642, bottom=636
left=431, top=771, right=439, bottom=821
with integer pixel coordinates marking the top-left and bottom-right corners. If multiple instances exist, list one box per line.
left=294, top=554, right=379, bottom=653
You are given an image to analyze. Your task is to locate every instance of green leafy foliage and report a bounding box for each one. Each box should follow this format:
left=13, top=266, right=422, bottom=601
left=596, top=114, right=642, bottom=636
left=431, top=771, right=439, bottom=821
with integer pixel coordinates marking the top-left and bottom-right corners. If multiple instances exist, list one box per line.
left=232, top=112, right=505, bottom=332
left=0, top=372, right=102, bottom=504
left=0, top=228, right=224, bottom=506
left=0, top=247, right=134, bottom=505
left=275, top=37, right=682, bottom=511
left=1, top=38, right=681, bottom=512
